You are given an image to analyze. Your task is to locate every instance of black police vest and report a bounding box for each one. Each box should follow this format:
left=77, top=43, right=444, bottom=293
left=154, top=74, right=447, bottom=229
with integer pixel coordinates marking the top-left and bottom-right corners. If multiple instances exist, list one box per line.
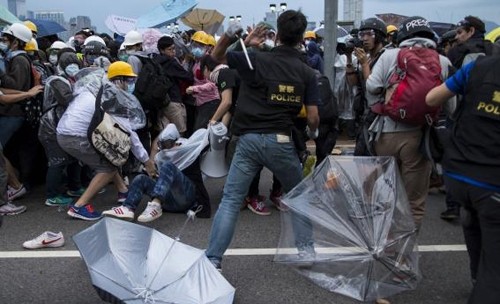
left=443, top=56, right=500, bottom=186
left=231, top=46, right=316, bottom=135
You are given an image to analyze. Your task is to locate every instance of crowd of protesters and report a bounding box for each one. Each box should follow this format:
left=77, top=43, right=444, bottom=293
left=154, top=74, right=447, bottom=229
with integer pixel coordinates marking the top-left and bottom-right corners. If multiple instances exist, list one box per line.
left=0, top=11, right=499, bottom=304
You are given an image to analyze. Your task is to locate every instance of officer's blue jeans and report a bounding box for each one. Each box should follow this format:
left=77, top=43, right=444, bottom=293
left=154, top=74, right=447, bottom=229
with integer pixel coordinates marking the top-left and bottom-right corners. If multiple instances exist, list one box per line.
left=123, top=161, right=196, bottom=212
left=206, top=133, right=313, bottom=263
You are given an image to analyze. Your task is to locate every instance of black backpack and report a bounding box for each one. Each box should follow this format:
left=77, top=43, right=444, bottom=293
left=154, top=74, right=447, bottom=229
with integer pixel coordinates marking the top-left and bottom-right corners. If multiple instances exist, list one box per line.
left=317, top=75, right=338, bottom=123
left=133, top=56, right=173, bottom=111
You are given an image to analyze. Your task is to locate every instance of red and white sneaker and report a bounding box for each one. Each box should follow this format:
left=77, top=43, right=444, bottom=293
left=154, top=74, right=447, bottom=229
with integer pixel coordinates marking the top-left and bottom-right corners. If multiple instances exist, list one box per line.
left=137, top=202, right=163, bottom=222
left=102, top=206, right=134, bottom=221
left=270, top=190, right=287, bottom=211
left=246, top=196, right=271, bottom=216
left=23, top=231, right=65, bottom=249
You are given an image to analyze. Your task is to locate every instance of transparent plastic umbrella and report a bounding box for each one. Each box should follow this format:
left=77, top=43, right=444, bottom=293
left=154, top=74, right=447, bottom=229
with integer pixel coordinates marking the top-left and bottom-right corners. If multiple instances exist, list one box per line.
left=73, top=216, right=235, bottom=304
left=275, top=156, right=420, bottom=302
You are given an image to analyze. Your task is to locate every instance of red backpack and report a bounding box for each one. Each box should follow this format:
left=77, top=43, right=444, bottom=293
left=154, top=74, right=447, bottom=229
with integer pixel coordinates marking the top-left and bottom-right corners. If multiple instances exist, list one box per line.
left=371, top=46, right=442, bottom=126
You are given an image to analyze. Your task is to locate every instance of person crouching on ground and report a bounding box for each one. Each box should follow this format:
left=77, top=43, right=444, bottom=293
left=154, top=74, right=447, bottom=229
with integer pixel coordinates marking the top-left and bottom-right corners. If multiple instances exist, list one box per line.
left=102, top=123, right=211, bottom=222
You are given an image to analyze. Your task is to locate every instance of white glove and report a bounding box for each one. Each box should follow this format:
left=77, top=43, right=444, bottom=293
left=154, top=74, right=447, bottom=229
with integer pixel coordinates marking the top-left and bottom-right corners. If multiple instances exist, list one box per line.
left=225, top=21, right=243, bottom=39
left=306, top=126, right=319, bottom=140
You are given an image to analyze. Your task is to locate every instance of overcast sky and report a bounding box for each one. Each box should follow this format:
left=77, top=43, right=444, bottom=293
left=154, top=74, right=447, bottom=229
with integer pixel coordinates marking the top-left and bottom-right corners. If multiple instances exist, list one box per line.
left=3, top=0, right=499, bottom=33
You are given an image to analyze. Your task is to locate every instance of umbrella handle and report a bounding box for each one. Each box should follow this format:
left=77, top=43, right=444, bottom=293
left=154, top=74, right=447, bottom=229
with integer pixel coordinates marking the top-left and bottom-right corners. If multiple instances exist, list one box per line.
left=240, top=38, right=254, bottom=70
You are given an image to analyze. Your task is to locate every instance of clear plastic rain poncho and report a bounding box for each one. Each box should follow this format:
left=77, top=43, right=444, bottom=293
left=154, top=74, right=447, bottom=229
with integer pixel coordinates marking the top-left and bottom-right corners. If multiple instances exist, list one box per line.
left=73, top=67, right=105, bottom=97
left=275, top=156, right=420, bottom=302
left=100, top=81, right=146, bottom=131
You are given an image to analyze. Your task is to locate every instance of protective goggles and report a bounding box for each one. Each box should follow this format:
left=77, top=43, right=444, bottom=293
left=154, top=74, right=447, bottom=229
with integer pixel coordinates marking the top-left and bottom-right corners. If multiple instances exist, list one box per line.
left=358, top=29, right=375, bottom=38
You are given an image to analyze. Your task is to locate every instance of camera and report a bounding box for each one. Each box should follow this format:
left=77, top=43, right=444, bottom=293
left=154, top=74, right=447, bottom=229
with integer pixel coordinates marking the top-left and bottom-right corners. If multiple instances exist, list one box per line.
left=337, top=36, right=363, bottom=55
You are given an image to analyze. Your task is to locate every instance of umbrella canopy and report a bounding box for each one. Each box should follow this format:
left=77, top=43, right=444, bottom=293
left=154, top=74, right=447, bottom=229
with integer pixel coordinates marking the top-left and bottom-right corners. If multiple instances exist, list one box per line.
left=73, top=217, right=235, bottom=304
left=136, top=0, right=197, bottom=29
left=28, top=19, right=66, bottom=37
left=105, top=15, right=137, bottom=36
left=0, top=5, right=20, bottom=26
left=486, top=26, right=500, bottom=42
left=275, top=156, right=420, bottom=302
left=181, top=8, right=224, bottom=35
left=313, top=25, right=349, bottom=39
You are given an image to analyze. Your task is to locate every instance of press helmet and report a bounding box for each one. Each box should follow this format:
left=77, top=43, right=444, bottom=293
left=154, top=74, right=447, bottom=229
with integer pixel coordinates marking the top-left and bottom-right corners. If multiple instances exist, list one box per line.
left=2, top=23, right=33, bottom=43
left=397, top=16, right=435, bottom=43
left=83, top=40, right=109, bottom=56
left=107, top=61, right=137, bottom=80
left=122, top=30, right=143, bottom=47
left=360, top=17, right=387, bottom=35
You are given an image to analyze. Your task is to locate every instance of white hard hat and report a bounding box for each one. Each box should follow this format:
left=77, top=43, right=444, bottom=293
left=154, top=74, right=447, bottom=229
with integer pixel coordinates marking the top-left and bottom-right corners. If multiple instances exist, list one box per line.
left=50, top=41, right=69, bottom=50
left=122, top=30, right=143, bottom=47
left=2, top=23, right=32, bottom=43
left=119, top=43, right=125, bottom=51
left=84, top=35, right=106, bottom=46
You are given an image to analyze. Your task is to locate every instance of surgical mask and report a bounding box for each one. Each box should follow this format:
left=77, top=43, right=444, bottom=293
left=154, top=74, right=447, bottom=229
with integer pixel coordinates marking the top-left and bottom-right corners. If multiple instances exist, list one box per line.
left=127, top=82, right=135, bottom=94
left=49, top=54, right=58, bottom=65
left=118, top=54, right=129, bottom=62
left=0, top=42, right=9, bottom=53
left=264, top=39, right=275, bottom=48
left=125, top=49, right=135, bottom=55
left=64, top=64, right=80, bottom=77
left=304, top=39, right=311, bottom=45
left=191, top=47, right=205, bottom=59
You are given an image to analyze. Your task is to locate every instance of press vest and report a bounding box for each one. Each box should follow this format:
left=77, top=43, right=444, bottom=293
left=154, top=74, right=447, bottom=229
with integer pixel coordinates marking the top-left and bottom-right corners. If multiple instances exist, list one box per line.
left=231, top=46, right=317, bottom=135
left=443, top=56, right=500, bottom=186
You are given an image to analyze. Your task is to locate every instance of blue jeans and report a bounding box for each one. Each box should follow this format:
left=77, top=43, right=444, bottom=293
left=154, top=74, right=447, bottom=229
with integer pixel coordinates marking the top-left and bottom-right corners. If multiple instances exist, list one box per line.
left=0, top=116, right=24, bottom=146
left=206, top=133, right=313, bottom=263
left=123, top=161, right=196, bottom=212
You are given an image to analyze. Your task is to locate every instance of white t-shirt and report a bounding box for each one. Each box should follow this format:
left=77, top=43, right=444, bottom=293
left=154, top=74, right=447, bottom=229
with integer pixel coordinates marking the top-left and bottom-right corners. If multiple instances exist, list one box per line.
left=57, top=90, right=95, bottom=137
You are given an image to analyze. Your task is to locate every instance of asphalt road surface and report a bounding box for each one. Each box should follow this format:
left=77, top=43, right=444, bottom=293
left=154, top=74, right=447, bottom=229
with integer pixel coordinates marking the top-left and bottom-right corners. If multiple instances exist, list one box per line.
left=0, top=168, right=472, bottom=304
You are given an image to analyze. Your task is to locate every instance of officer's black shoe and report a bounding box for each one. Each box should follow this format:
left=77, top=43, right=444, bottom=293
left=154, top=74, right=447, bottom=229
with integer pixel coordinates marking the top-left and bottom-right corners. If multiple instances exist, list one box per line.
left=440, top=208, right=460, bottom=220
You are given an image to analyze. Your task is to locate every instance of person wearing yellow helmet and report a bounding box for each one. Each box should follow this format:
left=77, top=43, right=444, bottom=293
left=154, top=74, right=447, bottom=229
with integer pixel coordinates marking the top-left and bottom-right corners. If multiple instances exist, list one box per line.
left=190, top=31, right=211, bottom=59
left=23, top=20, right=38, bottom=38
left=304, top=30, right=316, bottom=45
left=386, top=24, right=398, bottom=48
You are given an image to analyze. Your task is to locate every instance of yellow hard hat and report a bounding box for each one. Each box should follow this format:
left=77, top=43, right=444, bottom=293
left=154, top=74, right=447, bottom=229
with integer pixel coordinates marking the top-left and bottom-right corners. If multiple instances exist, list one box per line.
left=23, top=20, right=38, bottom=34
left=387, top=25, right=398, bottom=34
left=304, top=31, right=316, bottom=39
left=206, top=34, right=216, bottom=47
left=191, top=31, right=210, bottom=45
left=107, top=61, right=137, bottom=80
left=25, top=38, right=38, bottom=51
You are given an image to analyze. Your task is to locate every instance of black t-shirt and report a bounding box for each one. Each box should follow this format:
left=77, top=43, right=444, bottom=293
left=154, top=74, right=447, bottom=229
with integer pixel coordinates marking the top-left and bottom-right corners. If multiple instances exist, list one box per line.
left=227, top=46, right=318, bottom=135
left=216, top=68, right=240, bottom=113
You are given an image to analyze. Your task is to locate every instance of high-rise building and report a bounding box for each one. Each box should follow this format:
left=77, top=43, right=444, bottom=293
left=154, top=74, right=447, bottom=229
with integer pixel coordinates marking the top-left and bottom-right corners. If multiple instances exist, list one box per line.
left=7, top=0, right=26, bottom=19
left=34, top=11, right=65, bottom=26
left=68, top=16, right=92, bottom=36
left=343, top=0, right=363, bottom=26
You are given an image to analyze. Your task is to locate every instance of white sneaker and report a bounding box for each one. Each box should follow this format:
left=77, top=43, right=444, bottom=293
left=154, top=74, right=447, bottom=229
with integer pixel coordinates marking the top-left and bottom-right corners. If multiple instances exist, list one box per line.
left=137, top=202, right=162, bottom=223
left=7, top=185, right=27, bottom=201
left=23, top=231, right=65, bottom=249
left=102, top=206, right=134, bottom=221
left=0, top=202, right=27, bottom=215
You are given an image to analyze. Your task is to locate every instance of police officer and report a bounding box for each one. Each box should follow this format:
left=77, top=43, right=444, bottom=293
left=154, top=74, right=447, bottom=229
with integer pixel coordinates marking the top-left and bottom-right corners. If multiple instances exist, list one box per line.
left=205, top=10, right=320, bottom=271
left=426, top=55, right=500, bottom=304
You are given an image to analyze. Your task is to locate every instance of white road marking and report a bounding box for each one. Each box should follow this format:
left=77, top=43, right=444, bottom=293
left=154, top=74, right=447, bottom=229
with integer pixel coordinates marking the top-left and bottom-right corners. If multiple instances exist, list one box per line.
left=0, top=245, right=467, bottom=259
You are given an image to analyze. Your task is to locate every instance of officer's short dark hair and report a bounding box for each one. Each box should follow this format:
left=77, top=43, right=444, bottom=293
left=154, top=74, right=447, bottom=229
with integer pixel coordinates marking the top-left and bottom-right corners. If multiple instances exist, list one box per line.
left=277, top=10, right=307, bottom=47
left=157, top=36, right=174, bottom=51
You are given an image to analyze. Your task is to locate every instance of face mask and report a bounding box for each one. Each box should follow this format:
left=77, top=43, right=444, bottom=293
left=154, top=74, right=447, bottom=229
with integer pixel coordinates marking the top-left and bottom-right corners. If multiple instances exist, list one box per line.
left=264, top=39, right=275, bottom=48
left=304, top=39, right=311, bottom=45
left=191, top=47, right=205, bottom=59
left=125, top=49, right=135, bottom=55
left=127, top=82, right=135, bottom=94
left=118, top=54, right=129, bottom=62
left=0, top=42, right=9, bottom=53
left=64, top=64, right=80, bottom=77
left=49, top=54, right=58, bottom=65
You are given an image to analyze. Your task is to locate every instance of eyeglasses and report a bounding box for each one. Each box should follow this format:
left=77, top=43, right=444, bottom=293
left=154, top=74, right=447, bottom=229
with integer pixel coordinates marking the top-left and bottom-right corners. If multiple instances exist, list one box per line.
left=358, top=29, right=375, bottom=38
